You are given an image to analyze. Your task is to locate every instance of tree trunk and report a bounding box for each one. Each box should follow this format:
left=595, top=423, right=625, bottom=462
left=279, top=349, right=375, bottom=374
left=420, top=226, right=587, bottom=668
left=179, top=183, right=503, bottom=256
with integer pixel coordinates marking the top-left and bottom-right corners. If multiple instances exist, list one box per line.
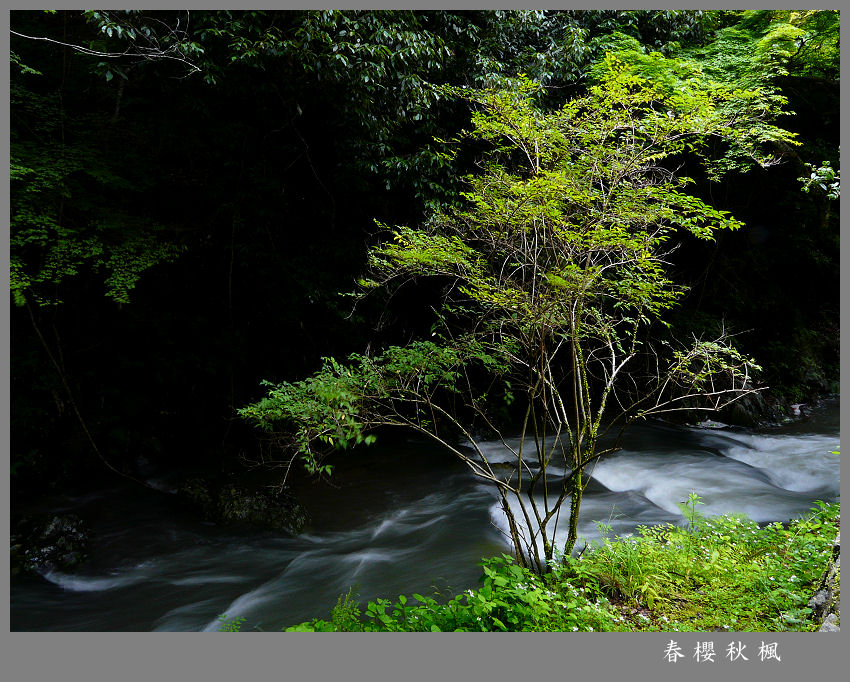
left=500, top=494, right=528, bottom=569
left=563, top=470, right=584, bottom=556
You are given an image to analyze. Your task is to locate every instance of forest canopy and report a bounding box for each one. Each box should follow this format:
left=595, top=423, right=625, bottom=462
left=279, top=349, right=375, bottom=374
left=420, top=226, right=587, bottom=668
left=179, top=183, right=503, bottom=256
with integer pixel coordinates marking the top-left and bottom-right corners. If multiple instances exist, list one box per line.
left=9, top=9, right=839, bottom=493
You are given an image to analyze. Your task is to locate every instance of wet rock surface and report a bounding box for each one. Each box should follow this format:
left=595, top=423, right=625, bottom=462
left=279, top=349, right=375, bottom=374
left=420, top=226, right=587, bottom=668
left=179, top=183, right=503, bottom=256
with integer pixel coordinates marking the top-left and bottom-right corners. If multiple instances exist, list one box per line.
left=810, top=532, right=840, bottom=632
left=178, top=477, right=310, bottom=535
left=10, top=514, right=90, bottom=577
left=718, top=390, right=772, bottom=427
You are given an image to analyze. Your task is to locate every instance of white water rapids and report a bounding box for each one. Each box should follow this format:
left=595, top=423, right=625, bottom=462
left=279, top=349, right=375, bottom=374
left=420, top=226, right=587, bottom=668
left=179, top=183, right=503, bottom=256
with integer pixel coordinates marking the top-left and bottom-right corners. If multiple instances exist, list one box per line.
left=11, top=400, right=839, bottom=631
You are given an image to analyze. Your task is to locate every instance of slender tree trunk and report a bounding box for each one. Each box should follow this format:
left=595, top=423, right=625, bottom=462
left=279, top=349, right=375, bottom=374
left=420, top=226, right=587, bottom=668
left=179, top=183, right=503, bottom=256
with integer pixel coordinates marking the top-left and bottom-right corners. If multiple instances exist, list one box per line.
left=564, top=468, right=584, bottom=556
left=500, top=493, right=528, bottom=569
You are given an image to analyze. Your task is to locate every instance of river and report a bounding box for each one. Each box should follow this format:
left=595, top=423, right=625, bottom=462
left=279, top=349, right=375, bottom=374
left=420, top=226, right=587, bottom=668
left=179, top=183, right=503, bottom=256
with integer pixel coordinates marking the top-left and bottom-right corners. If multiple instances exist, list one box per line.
left=10, top=399, right=840, bottom=631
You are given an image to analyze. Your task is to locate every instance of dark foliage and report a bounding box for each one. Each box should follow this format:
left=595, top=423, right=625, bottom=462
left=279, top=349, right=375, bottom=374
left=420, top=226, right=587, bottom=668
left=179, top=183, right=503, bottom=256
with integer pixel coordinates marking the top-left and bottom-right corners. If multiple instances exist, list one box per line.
left=9, top=10, right=839, bottom=491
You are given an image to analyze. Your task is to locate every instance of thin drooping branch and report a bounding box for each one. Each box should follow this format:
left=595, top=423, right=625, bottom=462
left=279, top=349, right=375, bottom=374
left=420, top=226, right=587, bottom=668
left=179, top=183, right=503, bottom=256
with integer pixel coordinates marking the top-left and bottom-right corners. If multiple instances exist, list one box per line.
left=10, top=28, right=203, bottom=76
left=24, top=299, right=160, bottom=491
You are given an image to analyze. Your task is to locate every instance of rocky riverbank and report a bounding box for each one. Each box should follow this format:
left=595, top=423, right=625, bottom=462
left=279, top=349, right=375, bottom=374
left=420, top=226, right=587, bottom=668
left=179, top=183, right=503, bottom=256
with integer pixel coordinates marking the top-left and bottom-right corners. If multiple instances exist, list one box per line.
left=811, top=532, right=840, bottom=632
left=10, top=514, right=90, bottom=578
left=10, top=476, right=310, bottom=580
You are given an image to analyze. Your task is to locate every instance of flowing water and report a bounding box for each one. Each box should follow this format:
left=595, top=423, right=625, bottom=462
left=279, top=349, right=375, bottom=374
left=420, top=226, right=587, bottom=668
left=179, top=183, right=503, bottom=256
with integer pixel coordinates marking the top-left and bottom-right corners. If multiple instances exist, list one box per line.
left=10, top=399, right=840, bottom=631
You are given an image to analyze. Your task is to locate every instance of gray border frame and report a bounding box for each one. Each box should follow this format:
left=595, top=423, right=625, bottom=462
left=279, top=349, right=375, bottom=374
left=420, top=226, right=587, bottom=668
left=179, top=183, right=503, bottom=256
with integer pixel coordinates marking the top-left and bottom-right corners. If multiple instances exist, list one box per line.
left=3, top=2, right=845, bottom=680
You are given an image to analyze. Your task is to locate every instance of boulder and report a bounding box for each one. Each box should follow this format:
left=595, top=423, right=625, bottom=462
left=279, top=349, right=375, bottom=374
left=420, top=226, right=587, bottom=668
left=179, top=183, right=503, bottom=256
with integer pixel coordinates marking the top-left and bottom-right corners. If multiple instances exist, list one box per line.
left=216, top=484, right=309, bottom=534
left=718, top=389, right=772, bottom=427
left=178, top=477, right=309, bottom=535
left=10, top=514, right=90, bottom=577
left=809, top=532, right=840, bottom=631
left=819, top=613, right=839, bottom=632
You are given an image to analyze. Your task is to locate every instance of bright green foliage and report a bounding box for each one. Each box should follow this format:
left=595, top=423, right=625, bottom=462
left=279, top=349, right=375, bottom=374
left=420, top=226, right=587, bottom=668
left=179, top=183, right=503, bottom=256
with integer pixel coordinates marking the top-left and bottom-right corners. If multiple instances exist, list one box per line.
left=10, top=51, right=184, bottom=307
left=285, top=553, right=620, bottom=632
left=589, top=10, right=839, bottom=191
left=578, top=500, right=840, bottom=631
left=667, top=339, right=762, bottom=393
left=240, top=338, right=511, bottom=476
left=677, top=491, right=706, bottom=532
left=244, top=58, right=764, bottom=572
left=284, top=501, right=839, bottom=632
left=590, top=26, right=801, bottom=179
left=799, top=160, right=840, bottom=201
left=217, top=614, right=246, bottom=632
left=740, top=10, right=840, bottom=82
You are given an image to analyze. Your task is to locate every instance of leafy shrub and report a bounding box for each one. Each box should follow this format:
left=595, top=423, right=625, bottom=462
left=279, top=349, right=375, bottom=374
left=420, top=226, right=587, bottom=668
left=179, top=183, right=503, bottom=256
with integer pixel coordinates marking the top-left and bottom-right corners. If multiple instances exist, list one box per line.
left=217, top=614, right=246, bottom=632
left=575, top=498, right=840, bottom=631
left=285, top=554, right=622, bottom=632
left=283, top=500, right=839, bottom=632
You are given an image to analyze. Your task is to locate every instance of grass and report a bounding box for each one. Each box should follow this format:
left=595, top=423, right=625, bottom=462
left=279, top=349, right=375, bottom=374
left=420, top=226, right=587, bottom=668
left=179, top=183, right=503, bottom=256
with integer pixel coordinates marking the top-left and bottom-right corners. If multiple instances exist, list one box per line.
left=577, top=499, right=840, bottom=631
left=219, top=499, right=840, bottom=632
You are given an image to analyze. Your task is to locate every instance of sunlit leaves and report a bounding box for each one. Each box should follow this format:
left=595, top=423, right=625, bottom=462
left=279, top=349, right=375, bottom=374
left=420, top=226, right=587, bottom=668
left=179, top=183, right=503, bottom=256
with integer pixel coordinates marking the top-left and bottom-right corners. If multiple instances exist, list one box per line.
left=371, top=223, right=481, bottom=276
left=10, top=65, right=184, bottom=307
left=239, top=338, right=511, bottom=474
left=589, top=39, right=802, bottom=180
left=666, top=339, right=762, bottom=394
left=799, top=160, right=840, bottom=200
left=245, top=63, right=762, bottom=483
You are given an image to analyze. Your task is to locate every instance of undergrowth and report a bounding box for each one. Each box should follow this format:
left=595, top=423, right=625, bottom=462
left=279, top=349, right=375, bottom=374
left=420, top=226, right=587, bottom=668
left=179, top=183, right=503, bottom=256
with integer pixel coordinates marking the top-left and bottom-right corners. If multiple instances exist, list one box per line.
left=218, top=499, right=839, bottom=632
left=579, top=498, right=840, bottom=631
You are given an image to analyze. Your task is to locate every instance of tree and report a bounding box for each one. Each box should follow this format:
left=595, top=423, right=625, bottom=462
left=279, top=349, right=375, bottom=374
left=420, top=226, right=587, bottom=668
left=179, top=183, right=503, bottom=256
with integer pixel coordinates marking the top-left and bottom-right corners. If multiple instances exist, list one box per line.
left=10, top=12, right=191, bottom=484
left=10, top=18, right=185, bottom=309
left=241, top=57, right=776, bottom=574
left=11, top=10, right=205, bottom=82
left=9, top=10, right=834, bottom=497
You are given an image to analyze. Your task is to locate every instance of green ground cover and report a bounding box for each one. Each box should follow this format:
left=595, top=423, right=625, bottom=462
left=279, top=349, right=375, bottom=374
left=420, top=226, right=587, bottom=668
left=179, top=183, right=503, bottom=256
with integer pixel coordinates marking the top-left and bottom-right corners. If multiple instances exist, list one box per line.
left=219, top=499, right=839, bottom=632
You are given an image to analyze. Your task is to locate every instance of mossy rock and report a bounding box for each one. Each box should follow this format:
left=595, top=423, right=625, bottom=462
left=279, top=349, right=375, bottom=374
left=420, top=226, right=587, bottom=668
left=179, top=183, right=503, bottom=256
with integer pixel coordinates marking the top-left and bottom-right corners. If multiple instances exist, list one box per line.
left=10, top=514, right=90, bottom=577
left=178, top=477, right=215, bottom=515
left=810, top=532, right=840, bottom=631
left=718, top=390, right=772, bottom=427
left=178, top=477, right=309, bottom=535
left=216, top=484, right=309, bottom=534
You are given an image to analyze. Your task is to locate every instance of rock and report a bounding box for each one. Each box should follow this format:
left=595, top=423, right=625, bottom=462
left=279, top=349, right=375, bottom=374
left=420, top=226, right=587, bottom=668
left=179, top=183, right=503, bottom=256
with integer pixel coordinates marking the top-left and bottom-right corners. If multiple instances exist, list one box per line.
left=178, top=477, right=309, bottom=535
left=216, top=484, right=309, bottom=534
left=808, top=589, right=832, bottom=620
left=718, top=389, right=771, bottom=427
left=818, top=613, right=839, bottom=632
left=810, top=532, right=840, bottom=630
left=10, top=514, right=90, bottom=577
left=696, top=419, right=729, bottom=429
left=179, top=477, right=215, bottom=516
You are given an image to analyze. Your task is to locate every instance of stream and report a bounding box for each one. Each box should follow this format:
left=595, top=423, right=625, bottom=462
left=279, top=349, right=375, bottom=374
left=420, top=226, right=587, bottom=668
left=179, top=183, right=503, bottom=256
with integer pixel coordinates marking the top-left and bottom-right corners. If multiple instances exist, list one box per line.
left=10, top=399, right=840, bottom=631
